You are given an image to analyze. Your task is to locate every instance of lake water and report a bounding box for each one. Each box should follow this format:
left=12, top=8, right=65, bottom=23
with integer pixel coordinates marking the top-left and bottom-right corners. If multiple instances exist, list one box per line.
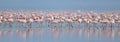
left=0, top=22, right=120, bottom=42
left=0, top=0, right=120, bottom=42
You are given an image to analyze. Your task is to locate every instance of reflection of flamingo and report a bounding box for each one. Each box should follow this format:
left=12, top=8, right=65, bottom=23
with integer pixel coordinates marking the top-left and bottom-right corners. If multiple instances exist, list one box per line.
left=51, top=29, right=61, bottom=38
left=101, top=28, right=111, bottom=38
left=37, top=29, right=42, bottom=37
left=22, top=31, right=27, bottom=41
left=92, top=28, right=99, bottom=37
left=0, top=27, right=119, bottom=40
left=0, top=30, right=2, bottom=38
left=66, top=28, right=74, bottom=37
left=27, top=29, right=34, bottom=37
left=77, top=28, right=82, bottom=37
left=9, top=31, right=14, bottom=37
left=118, top=28, right=120, bottom=37
left=111, top=28, right=115, bottom=39
left=84, top=28, right=90, bottom=39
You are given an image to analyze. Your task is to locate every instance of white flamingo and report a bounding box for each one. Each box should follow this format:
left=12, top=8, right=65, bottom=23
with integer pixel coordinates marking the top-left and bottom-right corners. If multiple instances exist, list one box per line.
left=17, top=18, right=27, bottom=28
left=64, top=17, right=74, bottom=28
left=0, top=15, right=3, bottom=23
left=27, top=18, right=34, bottom=28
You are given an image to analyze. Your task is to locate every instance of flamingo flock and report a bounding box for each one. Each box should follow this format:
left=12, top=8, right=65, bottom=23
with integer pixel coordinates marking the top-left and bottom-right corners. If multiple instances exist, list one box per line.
left=0, top=10, right=120, bottom=27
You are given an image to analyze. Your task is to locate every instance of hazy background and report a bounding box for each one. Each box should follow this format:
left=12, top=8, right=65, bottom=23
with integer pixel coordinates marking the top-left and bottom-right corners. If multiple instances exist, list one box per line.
left=0, top=0, right=120, bottom=11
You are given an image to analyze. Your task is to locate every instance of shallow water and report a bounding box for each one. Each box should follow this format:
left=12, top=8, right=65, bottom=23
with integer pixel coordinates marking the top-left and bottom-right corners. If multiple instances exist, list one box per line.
left=0, top=0, right=120, bottom=42
left=0, top=22, right=120, bottom=42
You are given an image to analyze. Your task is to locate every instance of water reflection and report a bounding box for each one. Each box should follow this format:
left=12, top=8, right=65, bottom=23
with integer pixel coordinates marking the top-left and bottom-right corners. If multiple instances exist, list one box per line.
left=77, top=28, right=82, bottom=38
left=0, top=27, right=120, bottom=42
left=0, top=30, right=2, bottom=38
left=118, top=28, right=120, bottom=37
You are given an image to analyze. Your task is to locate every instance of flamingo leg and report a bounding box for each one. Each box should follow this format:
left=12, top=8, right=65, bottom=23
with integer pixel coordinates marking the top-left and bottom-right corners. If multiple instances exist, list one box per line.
left=110, top=23, right=113, bottom=28
left=40, top=22, right=43, bottom=28
left=8, top=22, right=13, bottom=28
left=28, top=23, right=32, bottom=28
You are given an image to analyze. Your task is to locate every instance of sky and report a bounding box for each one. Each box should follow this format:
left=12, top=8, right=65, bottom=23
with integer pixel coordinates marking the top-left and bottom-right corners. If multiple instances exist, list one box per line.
left=0, top=0, right=120, bottom=11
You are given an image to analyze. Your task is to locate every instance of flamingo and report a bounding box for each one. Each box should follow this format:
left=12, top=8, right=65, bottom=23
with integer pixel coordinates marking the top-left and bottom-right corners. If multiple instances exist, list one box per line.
left=91, top=19, right=99, bottom=28
left=58, top=15, right=66, bottom=27
left=49, top=14, right=61, bottom=28
left=0, top=15, right=3, bottom=23
left=7, top=18, right=14, bottom=27
left=27, top=18, right=34, bottom=28
left=37, top=15, right=44, bottom=23
left=64, top=18, right=74, bottom=28
left=108, top=19, right=115, bottom=28
left=17, top=18, right=27, bottom=28
left=4, top=14, right=15, bottom=27
left=115, top=19, right=120, bottom=27
left=45, top=14, right=55, bottom=27
left=34, top=16, right=44, bottom=28
left=100, top=19, right=109, bottom=28
left=0, top=10, right=119, bottom=28
left=83, top=17, right=92, bottom=28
